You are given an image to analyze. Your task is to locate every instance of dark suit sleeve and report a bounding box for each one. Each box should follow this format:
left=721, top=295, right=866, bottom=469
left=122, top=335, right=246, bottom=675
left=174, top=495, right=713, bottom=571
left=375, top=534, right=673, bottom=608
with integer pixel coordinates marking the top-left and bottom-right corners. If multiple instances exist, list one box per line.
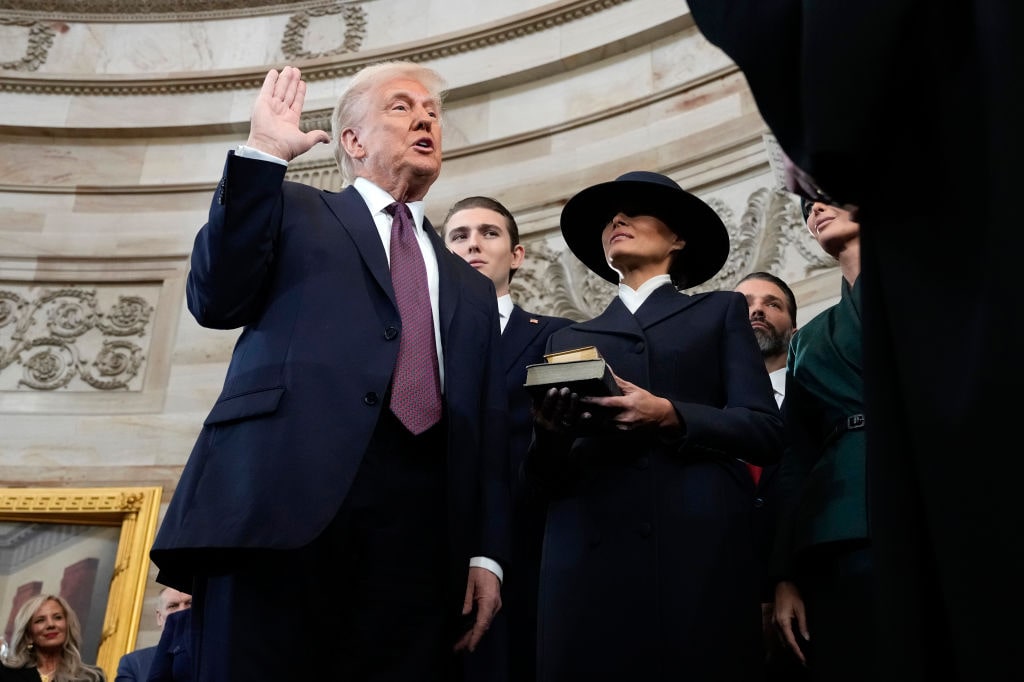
left=187, top=151, right=289, bottom=329
left=115, top=653, right=138, bottom=682
left=147, top=610, right=191, bottom=682
left=664, top=292, right=783, bottom=466
left=520, top=329, right=583, bottom=497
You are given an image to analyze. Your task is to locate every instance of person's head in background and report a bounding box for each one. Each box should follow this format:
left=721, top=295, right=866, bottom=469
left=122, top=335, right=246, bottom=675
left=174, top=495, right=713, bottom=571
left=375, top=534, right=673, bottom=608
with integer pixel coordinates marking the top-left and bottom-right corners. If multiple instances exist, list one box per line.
left=156, top=588, right=192, bottom=630
left=734, top=272, right=797, bottom=372
left=332, top=60, right=446, bottom=202
left=802, top=198, right=860, bottom=260
left=4, top=594, right=102, bottom=680
left=442, top=196, right=525, bottom=298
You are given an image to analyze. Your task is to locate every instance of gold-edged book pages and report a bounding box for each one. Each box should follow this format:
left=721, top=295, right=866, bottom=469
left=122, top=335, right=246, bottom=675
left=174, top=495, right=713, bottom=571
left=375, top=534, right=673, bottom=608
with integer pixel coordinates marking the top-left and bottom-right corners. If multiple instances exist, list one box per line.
left=542, top=345, right=602, bottom=363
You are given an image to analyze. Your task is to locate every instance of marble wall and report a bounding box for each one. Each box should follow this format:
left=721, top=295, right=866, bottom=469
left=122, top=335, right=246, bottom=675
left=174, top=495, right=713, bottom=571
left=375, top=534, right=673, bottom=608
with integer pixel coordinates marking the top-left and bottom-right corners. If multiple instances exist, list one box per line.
left=0, top=0, right=841, bottom=654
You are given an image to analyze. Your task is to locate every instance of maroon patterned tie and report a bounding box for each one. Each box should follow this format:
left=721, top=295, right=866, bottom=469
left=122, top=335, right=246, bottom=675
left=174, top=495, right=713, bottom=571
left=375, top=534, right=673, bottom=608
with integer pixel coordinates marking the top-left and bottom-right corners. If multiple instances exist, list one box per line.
left=385, top=202, right=442, bottom=434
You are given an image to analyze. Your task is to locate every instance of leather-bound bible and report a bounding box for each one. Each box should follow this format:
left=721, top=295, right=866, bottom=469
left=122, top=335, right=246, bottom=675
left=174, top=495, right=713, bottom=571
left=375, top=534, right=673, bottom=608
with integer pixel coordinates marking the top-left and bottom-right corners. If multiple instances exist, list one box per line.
left=523, top=346, right=622, bottom=401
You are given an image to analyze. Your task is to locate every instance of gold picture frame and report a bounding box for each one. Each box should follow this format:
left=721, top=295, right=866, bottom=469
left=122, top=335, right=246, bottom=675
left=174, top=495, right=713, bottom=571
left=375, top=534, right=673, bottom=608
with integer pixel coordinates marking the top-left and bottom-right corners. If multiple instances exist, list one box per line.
left=0, top=486, right=161, bottom=680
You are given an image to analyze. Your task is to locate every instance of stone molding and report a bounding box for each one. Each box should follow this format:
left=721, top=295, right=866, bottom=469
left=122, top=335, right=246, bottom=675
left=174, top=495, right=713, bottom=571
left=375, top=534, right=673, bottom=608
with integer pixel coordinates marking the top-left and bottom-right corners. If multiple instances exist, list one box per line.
left=0, top=0, right=629, bottom=92
left=0, top=0, right=333, bottom=23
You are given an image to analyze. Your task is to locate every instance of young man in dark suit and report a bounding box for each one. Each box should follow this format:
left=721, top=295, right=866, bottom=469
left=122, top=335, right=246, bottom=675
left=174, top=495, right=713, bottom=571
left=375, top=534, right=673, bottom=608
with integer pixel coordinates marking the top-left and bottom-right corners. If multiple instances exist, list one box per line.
left=151, top=63, right=509, bottom=682
left=443, top=196, right=573, bottom=681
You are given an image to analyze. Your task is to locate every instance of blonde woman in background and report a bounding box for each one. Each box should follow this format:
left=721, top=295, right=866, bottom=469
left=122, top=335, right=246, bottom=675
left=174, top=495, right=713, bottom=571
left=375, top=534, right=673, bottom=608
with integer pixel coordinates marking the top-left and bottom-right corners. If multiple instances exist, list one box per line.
left=0, top=594, right=105, bottom=682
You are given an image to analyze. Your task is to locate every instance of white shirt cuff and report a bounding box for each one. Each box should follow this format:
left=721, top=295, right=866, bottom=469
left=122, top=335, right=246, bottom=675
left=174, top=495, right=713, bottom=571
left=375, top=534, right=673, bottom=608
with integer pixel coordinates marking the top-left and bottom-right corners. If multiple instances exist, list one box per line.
left=235, top=145, right=288, bottom=166
left=469, top=556, right=503, bottom=584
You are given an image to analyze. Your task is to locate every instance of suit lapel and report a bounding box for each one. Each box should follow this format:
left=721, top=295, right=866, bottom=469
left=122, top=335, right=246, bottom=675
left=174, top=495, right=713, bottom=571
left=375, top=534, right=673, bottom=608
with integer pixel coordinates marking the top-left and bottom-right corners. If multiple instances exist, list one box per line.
left=501, top=306, right=545, bottom=374
left=320, top=187, right=395, bottom=305
left=632, top=283, right=700, bottom=329
left=578, top=296, right=644, bottom=340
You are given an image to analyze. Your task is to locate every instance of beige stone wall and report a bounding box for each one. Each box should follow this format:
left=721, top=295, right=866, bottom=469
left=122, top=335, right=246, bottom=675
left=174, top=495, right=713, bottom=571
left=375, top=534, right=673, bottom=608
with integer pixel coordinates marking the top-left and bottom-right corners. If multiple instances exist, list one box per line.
left=0, top=0, right=841, bottom=650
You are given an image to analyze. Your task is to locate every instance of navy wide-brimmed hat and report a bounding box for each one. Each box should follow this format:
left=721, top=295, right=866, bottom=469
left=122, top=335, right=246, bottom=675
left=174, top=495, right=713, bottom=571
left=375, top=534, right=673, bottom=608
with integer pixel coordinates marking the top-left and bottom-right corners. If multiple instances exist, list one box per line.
left=560, top=171, right=730, bottom=288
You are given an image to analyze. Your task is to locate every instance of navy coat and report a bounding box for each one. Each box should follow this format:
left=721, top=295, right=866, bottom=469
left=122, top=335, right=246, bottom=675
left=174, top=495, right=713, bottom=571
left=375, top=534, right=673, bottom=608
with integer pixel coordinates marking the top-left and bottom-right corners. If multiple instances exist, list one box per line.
left=147, top=609, right=191, bottom=682
left=115, top=646, right=155, bottom=682
left=151, top=152, right=509, bottom=587
left=525, top=285, right=782, bottom=681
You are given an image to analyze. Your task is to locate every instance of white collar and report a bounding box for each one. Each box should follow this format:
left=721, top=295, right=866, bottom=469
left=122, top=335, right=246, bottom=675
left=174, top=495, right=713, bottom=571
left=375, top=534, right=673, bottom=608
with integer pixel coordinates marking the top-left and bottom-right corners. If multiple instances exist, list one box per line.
left=617, top=274, right=673, bottom=314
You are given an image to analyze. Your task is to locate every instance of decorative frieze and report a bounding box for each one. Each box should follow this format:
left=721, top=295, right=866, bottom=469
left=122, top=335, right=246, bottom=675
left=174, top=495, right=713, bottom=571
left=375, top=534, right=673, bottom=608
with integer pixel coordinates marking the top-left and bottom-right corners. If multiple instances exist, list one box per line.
left=0, top=257, right=188, bottom=414
left=0, top=285, right=154, bottom=392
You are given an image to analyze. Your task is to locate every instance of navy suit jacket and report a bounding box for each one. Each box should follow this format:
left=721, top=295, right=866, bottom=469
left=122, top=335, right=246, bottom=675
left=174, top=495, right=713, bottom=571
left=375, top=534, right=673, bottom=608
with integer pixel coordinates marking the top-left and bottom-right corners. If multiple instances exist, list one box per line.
left=151, top=152, right=509, bottom=586
left=147, top=609, right=191, bottom=682
left=115, top=646, right=155, bottom=682
left=501, top=305, right=574, bottom=484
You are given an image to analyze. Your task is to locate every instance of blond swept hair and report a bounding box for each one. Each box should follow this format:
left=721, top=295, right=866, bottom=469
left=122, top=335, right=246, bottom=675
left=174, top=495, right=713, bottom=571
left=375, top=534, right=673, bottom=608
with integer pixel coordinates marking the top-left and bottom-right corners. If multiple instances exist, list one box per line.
left=330, top=60, right=447, bottom=185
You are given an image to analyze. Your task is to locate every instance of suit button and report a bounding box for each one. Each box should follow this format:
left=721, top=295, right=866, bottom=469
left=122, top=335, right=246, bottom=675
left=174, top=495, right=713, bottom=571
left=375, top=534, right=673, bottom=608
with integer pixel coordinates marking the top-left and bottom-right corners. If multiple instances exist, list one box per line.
left=638, top=522, right=652, bottom=538
left=384, top=326, right=399, bottom=340
left=363, top=392, right=379, bottom=406
left=635, top=456, right=649, bottom=470
left=753, top=496, right=766, bottom=508
left=634, top=341, right=645, bottom=353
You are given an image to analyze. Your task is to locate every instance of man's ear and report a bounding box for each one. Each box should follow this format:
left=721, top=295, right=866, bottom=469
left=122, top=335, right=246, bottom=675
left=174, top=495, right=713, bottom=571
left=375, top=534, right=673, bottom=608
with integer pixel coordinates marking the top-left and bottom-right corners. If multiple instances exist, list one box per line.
left=340, top=128, right=365, bottom=160
left=510, top=244, right=526, bottom=270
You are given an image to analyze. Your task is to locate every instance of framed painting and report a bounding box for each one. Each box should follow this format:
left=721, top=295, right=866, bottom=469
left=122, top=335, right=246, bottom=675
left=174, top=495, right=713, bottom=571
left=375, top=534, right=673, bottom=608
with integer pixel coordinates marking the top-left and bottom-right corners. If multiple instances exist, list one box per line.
left=0, top=486, right=161, bottom=680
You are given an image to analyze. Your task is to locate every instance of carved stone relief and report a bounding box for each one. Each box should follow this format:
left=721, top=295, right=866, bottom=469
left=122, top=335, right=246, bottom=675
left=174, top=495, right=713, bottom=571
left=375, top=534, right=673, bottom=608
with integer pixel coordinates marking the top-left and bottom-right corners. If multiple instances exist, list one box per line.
left=0, top=17, right=56, bottom=72
left=0, top=284, right=155, bottom=392
left=281, top=3, right=366, bottom=61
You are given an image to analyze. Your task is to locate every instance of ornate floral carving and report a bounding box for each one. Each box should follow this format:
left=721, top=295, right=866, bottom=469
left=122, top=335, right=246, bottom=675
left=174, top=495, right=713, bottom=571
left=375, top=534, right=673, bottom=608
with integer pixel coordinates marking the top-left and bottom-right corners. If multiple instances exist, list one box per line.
left=0, top=287, right=153, bottom=392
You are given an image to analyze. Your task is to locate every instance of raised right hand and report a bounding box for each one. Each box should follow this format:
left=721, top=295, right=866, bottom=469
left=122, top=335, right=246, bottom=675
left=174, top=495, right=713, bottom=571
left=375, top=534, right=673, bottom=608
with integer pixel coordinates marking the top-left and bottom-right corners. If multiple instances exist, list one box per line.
left=246, top=66, right=330, bottom=162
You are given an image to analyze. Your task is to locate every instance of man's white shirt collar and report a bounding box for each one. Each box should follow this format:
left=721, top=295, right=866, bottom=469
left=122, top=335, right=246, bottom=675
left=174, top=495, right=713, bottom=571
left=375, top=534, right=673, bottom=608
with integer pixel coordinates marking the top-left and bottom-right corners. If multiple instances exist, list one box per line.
left=497, top=294, right=514, bottom=334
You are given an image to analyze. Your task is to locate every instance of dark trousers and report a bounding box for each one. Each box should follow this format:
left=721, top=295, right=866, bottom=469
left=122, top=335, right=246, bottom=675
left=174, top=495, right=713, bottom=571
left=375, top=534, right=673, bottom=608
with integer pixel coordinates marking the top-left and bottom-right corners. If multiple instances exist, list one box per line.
left=191, top=410, right=457, bottom=682
left=794, top=541, right=874, bottom=682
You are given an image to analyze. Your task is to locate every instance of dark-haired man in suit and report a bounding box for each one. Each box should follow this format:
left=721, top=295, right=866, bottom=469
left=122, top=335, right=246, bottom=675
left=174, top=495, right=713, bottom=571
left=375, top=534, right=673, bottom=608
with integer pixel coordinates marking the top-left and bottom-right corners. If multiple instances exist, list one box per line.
left=151, top=62, right=509, bottom=682
left=443, top=196, right=573, bottom=682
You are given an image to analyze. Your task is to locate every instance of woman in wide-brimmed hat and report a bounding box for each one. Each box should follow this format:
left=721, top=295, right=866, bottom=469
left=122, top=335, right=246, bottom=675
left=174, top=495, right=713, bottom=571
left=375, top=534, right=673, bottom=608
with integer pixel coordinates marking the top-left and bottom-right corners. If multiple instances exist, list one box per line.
left=524, top=171, right=783, bottom=681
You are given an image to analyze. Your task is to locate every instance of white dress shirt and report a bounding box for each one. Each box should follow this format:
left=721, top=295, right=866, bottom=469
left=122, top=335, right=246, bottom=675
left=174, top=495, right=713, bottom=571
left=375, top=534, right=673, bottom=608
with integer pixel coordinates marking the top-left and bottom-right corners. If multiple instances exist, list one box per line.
left=497, top=294, right=514, bottom=334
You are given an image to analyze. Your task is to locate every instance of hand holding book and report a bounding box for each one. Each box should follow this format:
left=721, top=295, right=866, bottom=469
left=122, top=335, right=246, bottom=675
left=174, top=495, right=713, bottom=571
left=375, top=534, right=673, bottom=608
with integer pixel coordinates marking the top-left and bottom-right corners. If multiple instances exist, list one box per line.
left=526, top=346, right=623, bottom=433
left=526, top=346, right=681, bottom=434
